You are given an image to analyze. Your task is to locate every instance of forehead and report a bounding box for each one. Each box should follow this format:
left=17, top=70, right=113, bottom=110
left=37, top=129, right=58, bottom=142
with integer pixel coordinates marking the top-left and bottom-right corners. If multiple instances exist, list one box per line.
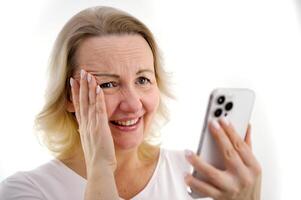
left=75, top=34, right=154, bottom=73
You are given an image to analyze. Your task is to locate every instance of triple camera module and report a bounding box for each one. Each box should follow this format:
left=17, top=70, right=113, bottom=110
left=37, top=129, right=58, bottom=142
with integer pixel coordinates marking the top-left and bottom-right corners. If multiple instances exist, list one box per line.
left=214, top=95, right=233, bottom=117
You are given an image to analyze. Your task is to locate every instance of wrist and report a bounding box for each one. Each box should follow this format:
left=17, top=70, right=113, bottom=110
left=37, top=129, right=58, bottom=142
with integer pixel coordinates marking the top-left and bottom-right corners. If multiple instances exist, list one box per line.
left=87, top=162, right=115, bottom=179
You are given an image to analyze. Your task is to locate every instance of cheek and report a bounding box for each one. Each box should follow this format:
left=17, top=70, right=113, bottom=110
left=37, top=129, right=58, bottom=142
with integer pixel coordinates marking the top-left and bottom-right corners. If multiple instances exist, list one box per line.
left=142, top=88, right=160, bottom=113
left=103, top=95, right=119, bottom=117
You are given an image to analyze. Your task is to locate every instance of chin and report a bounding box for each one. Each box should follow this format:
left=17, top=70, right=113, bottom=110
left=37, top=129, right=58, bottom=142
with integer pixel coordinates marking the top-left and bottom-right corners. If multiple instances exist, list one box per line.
left=111, top=128, right=145, bottom=151
left=114, top=138, right=143, bottom=151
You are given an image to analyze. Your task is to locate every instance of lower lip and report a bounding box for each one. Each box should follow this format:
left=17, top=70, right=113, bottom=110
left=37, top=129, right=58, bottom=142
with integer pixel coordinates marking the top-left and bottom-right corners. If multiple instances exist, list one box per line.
left=111, top=117, right=142, bottom=132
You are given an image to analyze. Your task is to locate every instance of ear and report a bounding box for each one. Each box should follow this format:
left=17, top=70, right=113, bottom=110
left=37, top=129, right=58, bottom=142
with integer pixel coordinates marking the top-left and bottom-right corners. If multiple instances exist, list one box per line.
left=66, top=99, right=75, bottom=113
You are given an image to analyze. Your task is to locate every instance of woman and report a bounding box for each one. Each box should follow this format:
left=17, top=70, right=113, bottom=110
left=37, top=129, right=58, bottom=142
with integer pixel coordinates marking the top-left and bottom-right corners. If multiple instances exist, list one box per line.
left=0, top=6, right=261, bottom=200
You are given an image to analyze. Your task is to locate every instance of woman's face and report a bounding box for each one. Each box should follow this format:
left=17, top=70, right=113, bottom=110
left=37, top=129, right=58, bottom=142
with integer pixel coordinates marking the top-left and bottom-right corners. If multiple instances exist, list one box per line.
left=75, top=35, right=160, bottom=150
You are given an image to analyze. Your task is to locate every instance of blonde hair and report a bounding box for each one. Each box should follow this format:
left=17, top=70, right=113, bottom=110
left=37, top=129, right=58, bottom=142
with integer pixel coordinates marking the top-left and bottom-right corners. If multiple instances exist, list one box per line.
left=35, top=6, right=173, bottom=160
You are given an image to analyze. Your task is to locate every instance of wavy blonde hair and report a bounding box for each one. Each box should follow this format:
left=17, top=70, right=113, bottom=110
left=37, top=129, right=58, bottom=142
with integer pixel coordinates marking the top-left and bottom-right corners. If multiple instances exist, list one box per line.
left=35, top=6, right=173, bottom=160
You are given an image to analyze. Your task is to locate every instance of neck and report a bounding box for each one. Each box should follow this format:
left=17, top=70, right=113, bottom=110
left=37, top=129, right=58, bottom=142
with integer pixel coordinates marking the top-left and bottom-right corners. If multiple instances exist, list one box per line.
left=114, top=147, right=142, bottom=172
left=59, top=145, right=158, bottom=179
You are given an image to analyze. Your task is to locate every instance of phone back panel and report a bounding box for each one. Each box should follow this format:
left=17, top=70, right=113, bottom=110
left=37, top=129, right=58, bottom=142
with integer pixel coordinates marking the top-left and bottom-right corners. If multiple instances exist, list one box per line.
left=190, top=88, right=255, bottom=198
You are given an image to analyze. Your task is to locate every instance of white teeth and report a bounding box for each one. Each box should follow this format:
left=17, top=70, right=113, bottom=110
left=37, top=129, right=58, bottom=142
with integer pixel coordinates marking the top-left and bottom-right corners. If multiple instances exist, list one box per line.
left=115, top=118, right=139, bottom=126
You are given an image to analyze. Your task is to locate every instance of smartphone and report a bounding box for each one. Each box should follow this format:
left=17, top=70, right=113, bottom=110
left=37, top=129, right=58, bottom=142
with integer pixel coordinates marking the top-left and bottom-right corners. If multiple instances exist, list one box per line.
left=189, top=88, right=255, bottom=198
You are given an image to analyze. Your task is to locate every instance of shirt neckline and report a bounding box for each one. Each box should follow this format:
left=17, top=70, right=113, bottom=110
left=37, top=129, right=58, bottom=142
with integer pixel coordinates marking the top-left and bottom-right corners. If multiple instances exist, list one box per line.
left=122, top=148, right=163, bottom=199
left=52, top=148, right=164, bottom=200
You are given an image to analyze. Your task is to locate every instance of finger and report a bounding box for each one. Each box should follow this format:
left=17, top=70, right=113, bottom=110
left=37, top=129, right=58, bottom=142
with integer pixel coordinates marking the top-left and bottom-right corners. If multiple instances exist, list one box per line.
left=245, top=124, right=252, bottom=149
left=87, top=73, right=97, bottom=124
left=96, top=85, right=106, bottom=114
left=243, top=124, right=262, bottom=175
left=208, top=120, right=245, bottom=170
left=70, top=77, right=81, bottom=124
left=184, top=173, right=222, bottom=200
left=96, top=85, right=107, bottom=117
left=185, top=150, right=233, bottom=191
left=96, top=86, right=111, bottom=138
left=79, top=69, right=89, bottom=123
left=87, top=73, right=96, bottom=106
left=219, top=118, right=257, bottom=168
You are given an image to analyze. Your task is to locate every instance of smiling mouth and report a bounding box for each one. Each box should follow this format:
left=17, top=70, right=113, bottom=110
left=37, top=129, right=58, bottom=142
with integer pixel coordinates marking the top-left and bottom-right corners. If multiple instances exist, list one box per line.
left=110, top=117, right=141, bottom=127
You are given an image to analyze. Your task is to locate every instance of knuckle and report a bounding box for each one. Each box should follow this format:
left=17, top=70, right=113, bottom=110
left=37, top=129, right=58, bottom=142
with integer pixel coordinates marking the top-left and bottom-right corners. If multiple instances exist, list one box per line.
left=224, top=147, right=237, bottom=161
left=234, top=139, right=245, bottom=151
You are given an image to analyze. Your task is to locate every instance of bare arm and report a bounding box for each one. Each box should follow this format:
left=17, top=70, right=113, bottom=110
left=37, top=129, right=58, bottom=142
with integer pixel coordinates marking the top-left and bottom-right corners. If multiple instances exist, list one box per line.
left=70, top=69, right=119, bottom=200
left=85, top=166, right=119, bottom=200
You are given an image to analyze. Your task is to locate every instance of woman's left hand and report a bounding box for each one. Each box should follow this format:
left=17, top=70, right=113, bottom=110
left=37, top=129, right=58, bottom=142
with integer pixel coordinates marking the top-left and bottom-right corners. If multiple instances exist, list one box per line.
left=185, top=118, right=262, bottom=200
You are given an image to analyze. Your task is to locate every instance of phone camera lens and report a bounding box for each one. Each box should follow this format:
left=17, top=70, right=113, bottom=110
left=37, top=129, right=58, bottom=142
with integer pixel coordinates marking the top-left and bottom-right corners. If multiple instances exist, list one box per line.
left=214, top=108, right=223, bottom=117
left=225, top=102, right=233, bottom=111
left=217, top=96, right=225, bottom=105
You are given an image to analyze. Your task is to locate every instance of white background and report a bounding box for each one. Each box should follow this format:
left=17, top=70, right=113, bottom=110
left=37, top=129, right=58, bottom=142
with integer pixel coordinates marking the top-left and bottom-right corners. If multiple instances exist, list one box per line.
left=0, top=1, right=300, bottom=199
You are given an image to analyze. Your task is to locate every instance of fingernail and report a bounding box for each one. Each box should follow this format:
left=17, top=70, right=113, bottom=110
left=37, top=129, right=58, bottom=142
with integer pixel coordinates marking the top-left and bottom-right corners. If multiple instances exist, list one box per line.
left=80, top=69, right=85, bottom=79
left=96, top=85, right=101, bottom=94
left=221, top=116, right=229, bottom=125
left=212, top=120, right=220, bottom=130
left=87, top=73, right=92, bottom=82
left=185, top=149, right=193, bottom=158
left=70, top=78, right=73, bottom=87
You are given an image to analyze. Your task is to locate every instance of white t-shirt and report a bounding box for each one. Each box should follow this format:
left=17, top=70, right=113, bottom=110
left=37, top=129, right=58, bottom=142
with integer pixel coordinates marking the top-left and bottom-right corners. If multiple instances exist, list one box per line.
left=0, top=149, right=209, bottom=200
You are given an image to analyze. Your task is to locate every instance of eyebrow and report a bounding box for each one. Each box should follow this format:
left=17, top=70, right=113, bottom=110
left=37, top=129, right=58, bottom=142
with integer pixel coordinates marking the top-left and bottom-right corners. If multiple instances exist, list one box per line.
left=91, top=69, right=154, bottom=78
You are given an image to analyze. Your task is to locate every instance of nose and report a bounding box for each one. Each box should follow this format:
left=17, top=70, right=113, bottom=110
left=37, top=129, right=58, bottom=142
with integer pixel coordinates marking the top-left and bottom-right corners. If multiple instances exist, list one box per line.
left=119, top=88, right=142, bottom=114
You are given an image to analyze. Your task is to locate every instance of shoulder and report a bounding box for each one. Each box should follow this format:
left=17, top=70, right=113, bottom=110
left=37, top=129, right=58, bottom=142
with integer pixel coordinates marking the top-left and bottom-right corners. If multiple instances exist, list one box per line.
left=0, top=160, right=67, bottom=200
left=160, top=149, right=187, bottom=163
left=0, top=171, right=45, bottom=199
left=1, top=160, right=86, bottom=200
left=159, top=148, right=191, bottom=173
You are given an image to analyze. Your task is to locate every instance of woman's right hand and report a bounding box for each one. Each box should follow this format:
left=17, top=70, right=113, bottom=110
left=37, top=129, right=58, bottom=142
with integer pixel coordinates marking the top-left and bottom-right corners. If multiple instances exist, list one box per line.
left=70, top=69, right=116, bottom=174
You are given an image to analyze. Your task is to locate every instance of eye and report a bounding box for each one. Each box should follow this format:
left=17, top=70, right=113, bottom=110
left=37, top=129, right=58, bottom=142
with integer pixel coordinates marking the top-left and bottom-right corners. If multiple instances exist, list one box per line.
left=99, top=82, right=118, bottom=89
left=136, top=77, right=151, bottom=85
